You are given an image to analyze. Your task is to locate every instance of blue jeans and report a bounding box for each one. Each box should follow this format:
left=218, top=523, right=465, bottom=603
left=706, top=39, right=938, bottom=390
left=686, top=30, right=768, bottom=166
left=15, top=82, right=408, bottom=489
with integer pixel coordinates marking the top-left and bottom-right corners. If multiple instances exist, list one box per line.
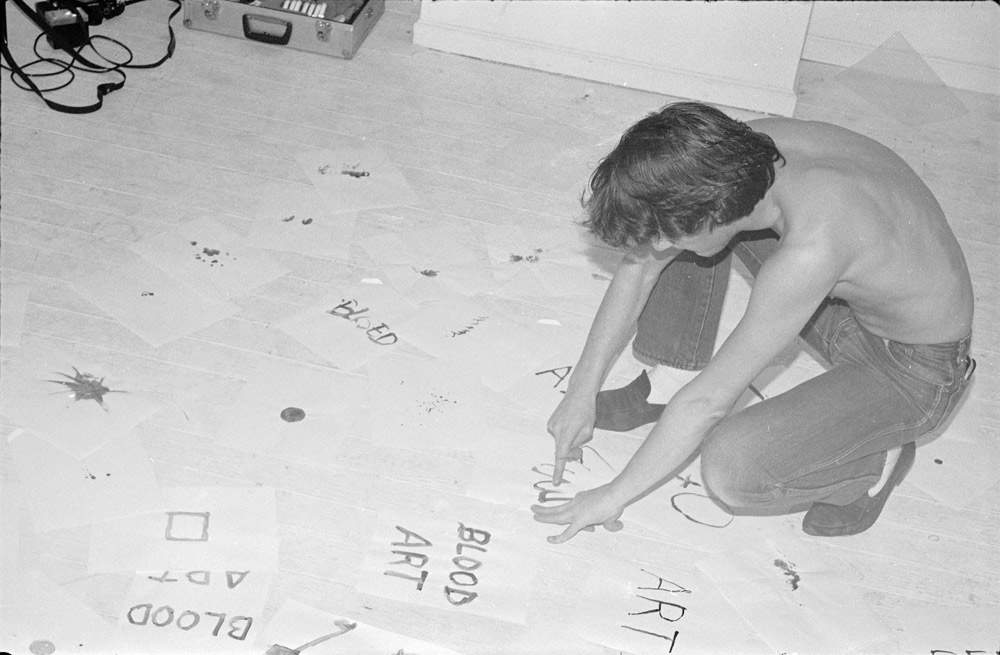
left=634, top=230, right=975, bottom=514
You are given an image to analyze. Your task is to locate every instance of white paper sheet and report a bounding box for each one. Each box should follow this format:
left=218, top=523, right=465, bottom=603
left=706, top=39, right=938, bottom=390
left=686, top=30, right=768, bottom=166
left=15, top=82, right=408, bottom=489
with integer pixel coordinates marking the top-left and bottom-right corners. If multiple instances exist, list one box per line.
left=258, top=599, right=464, bottom=655
left=696, top=544, right=888, bottom=654
left=366, top=354, right=488, bottom=453
left=394, top=296, right=552, bottom=391
left=277, top=282, right=420, bottom=371
left=203, top=361, right=369, bottom=455
left=130, top=216, right=289, bottom=300
left=0, top=282, right=30, bottom=347
left=865, top=602, right=998, bottom=654
left=69, top=249, right=242, bottom=347
left=296, top=146, right=419, bottom=214
left=113, top=567, right=272, bottom=655
left=0, top=341, right=161, bottom=458
left=356, top=224, right=480, bottom=270
left=243, top=181, right=357, bottom=261
left=357, top=495, right=535, bottom=624
left=908, top=427, right=999, bottom=510
left=836, top=32, right=968, bottom=126
left=88, top=486, right=279, bottom=573
left=0, top=569, right=115, bottom=655
left=531, top=547, right=769, bottom=655
left=10, top=431, right=163, bottom=532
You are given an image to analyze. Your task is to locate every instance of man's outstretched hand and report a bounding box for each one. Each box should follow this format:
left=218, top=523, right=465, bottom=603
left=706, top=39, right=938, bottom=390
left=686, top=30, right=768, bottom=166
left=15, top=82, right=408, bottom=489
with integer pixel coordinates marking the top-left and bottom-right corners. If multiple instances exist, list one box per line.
left=531, top=484, right=625, bottom=544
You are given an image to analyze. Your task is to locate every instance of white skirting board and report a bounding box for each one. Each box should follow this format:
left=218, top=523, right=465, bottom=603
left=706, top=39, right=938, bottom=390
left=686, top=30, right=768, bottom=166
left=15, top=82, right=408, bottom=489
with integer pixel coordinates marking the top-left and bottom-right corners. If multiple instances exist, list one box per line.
left=412, top=1, right=810, bottom=117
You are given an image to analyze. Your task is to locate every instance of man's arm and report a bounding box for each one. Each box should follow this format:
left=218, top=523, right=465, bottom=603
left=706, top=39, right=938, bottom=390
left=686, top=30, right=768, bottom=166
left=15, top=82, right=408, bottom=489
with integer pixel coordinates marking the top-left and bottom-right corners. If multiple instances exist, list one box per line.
left=535, top=240, right=844, bottom=542
left=548, top=245, right=678, bottom=483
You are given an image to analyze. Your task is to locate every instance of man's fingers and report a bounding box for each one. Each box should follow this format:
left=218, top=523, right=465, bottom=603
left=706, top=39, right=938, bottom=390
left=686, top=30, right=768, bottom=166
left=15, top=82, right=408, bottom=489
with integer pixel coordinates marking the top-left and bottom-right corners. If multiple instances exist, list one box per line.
left=603, top=519, right=624, bottom=532
left=547, top=522, right=584, bottom=544
left=551, top=457, right=567, bottom=486
left=530, top=503, right=571, bottom=523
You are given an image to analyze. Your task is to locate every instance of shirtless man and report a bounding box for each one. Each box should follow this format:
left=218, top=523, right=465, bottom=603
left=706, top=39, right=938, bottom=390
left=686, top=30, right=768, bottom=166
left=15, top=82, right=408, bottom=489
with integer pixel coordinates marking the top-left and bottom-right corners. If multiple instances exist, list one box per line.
left=531, top=102, right=975, bottom=543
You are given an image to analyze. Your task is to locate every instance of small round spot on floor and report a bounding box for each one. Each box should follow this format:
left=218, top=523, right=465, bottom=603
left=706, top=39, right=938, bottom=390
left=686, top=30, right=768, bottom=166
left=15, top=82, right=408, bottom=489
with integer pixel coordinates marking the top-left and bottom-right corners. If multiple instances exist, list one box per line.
left=280, top=407, right=306, bottom=422
left=29, top=640, right=56, bottom=655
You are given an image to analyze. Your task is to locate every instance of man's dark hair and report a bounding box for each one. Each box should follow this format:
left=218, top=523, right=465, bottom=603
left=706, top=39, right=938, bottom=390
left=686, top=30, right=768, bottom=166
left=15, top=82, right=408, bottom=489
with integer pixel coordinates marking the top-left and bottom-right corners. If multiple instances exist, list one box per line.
left=583, top=102, right=784, bottom=248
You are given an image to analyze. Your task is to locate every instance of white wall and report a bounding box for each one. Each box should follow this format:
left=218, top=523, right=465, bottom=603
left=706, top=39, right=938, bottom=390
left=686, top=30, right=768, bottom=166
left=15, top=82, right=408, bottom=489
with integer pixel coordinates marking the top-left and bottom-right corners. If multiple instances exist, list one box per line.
left=413, top=1, right=813, bottom=116
left=803, top=1, right=998, bottom=95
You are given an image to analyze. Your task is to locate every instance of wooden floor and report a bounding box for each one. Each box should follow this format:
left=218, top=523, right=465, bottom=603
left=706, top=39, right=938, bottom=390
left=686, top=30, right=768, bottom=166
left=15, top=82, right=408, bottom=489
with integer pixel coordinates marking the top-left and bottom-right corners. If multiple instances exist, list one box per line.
left=2, top=2, right=998, bottom=654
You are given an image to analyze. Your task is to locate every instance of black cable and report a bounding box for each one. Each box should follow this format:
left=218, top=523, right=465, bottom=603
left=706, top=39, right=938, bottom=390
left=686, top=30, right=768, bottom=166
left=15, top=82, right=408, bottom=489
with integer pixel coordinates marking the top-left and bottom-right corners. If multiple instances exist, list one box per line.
left=1, top=0, right=179, bottom=112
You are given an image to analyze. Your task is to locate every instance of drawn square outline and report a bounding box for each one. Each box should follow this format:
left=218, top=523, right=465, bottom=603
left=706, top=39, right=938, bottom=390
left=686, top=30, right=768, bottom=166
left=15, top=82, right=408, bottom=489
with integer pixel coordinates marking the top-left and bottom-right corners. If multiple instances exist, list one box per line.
left=164, top=511, right=210, bottom=541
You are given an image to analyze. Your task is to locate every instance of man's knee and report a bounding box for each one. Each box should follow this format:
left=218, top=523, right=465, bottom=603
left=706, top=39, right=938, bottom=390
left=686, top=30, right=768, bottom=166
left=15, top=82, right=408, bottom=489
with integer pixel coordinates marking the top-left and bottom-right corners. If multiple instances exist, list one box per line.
left=700, top=431, right=778, bottom=511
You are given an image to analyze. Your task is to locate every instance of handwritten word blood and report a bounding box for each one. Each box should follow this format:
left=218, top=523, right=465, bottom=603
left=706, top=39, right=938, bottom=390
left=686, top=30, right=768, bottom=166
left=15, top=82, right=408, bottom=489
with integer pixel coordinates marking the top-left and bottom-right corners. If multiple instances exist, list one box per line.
left=449, top=316, right=488, bottom=338
left=126, top=604, right=252, bottom=640
left=327, top=299, right=398, bottom=345
left=621, top=568, right=691, bottom=654
left=445, top=524, right=491, bottom=607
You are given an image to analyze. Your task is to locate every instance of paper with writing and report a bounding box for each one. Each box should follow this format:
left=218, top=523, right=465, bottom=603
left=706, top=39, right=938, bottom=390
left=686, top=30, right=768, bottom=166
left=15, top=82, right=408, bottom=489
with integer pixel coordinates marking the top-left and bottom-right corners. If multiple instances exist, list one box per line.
left=113, top=566, right=272, bottom=655
left=532, top=547, right=769, bottom=655
left=357, top=495, right=535, bottom=624
left=277, top=283, right=420, bottom=371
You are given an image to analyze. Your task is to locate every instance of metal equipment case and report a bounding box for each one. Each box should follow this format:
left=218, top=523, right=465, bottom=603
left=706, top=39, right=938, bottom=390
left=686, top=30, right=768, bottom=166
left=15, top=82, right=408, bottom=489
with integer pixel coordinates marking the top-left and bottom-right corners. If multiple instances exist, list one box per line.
left=182, top=0, right=383, bottom=59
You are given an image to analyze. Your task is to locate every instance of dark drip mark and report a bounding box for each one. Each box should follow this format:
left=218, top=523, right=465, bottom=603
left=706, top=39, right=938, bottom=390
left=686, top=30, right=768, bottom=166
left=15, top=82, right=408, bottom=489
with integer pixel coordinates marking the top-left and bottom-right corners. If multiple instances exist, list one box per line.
left=282, top=214, right=296, bottom=222
left=340, top=163, right=370, bottom=178
left=192, top=244, right=236, bottom=268
left=773, top=558, right=801, bottom=591
left=47, top=367, right=125, bottom=411
left=509, top=248, right=543, bottom=263
left=301, top=217, right=313, bottom=225
left=934, top=458, right=943, bottom=464
left=418, top=269, right=439, bottom=277
left=84, top=469, right=112, bottom=480
left=141, top=291, right=155, bottom=297
left=280, top=407, right=306, bottom=423
left=318, top=164, right=331, bottom=175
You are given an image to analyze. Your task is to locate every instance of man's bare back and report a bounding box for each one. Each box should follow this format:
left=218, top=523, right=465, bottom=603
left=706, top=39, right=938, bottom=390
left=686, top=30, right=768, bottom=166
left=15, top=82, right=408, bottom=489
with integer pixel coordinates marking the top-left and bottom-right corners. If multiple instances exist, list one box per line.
left=754, top=117, right=974, bottom=344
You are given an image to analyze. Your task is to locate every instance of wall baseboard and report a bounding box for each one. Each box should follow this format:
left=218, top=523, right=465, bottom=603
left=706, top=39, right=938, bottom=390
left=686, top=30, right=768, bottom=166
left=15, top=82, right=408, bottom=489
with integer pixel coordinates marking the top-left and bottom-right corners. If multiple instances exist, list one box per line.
left=803, top=35, right=999, bottom=96
left=413, top=20, right=799, bottom=117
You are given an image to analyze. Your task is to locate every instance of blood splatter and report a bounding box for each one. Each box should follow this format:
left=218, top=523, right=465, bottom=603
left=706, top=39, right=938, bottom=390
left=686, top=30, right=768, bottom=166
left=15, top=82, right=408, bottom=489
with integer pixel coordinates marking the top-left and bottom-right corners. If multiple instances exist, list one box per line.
left=418, top=269, right=438, bottom=277
left=47, top=367, right=125, bottom=410
left=934, top=458, right=943, bottom=464
left=282, top=215, right=296, bottom=222
left=773, top=558, right=801, bottom=591
left=280, top=407, right=306, bottom=422
left=301, top=217, right=314, bottom=225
